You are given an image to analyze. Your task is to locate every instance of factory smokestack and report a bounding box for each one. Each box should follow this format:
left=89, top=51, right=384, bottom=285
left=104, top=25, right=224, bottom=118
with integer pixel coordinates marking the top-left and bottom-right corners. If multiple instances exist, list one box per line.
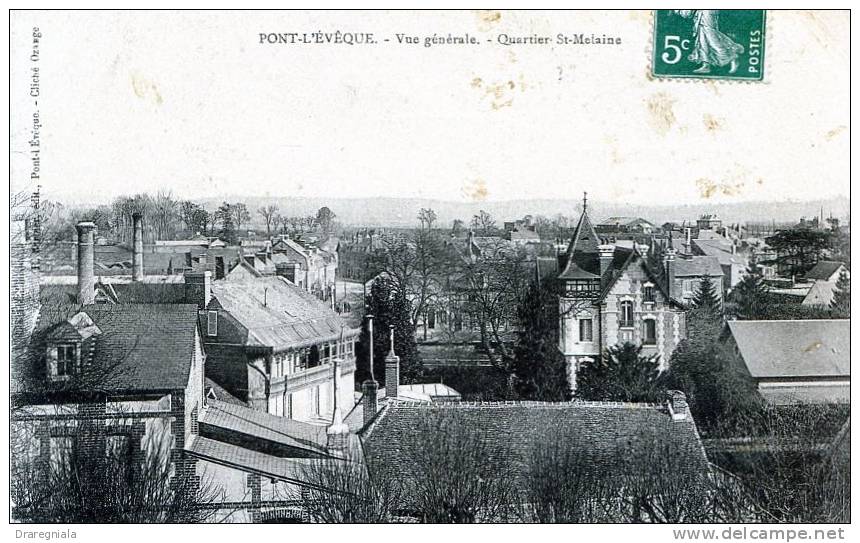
left=132, top=212, right=144, bottom=282
left=76, top=222, right=96, bottom=304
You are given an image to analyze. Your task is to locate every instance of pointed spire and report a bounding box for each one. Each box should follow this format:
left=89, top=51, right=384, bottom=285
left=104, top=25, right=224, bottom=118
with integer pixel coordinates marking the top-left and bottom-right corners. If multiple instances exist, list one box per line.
left=582, top=191, right=588, bottom=213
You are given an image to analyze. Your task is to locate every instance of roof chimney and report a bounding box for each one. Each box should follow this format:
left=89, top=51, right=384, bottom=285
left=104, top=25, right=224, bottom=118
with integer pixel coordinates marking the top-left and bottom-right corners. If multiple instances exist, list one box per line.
left=361, top=379, right=379, bottom=427
left=184, top=271, right=212, bottom=309
left=467, top=231, right=474, bottom=260
left=663, top=248, right=677, bottom=300
left=132, top=212, right=144, bottom=282
left=326, top=356, right=350, bottom=454
left=598, top=244, right=614, bottom=279
left=76, top=222, right=96, bottom=305
left=384, top=325, right=400, bottom=399
left=668, top=390, right=688, bottom=421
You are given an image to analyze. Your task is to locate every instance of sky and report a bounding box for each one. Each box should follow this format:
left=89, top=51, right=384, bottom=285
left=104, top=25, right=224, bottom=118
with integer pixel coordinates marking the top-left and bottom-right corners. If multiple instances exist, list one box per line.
left=10, top=10, right=850, bottom=206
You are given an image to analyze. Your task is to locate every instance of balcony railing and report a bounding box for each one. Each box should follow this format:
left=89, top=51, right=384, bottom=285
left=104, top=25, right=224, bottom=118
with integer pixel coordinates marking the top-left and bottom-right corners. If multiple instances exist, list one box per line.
left=275, top=357, right=357, bottom=390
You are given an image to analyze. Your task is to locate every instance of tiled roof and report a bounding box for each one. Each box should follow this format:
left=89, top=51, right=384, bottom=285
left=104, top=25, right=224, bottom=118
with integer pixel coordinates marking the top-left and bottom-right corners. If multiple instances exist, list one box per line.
left=210, top=277, right=359, bottom=351
left=200, top=399, right=329, bottom=454
left=805, top=261, right=845, bottom=281
left=361, top=401, right=709, bottom=492
left=726, top=320, right=849, bottom=379
left=30, top=303, right=199, bottom=392
left=673, top=256, right=724, bottom=277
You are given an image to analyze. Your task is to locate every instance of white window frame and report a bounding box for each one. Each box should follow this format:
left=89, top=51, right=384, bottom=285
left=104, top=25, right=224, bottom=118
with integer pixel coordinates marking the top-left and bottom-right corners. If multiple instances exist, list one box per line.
left=619, top=301, right=634, bottom=328
left=642, top=318, right=657, bottom=345
left=578, top=318, right=593, bottom=343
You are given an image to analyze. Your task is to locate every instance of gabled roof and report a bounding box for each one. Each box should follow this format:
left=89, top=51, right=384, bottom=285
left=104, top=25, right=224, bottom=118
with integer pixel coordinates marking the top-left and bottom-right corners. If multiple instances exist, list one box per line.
left=30, top=303, right=200, bottom=392
left=802, top=281, right=838, bottom=306
left=210, top=277, right=359, bottom=351
left=725, top=320, right=849, bottom=379
left=361, top=401, right=709, bottom=496
left=558, top=210, right=603, bottom=280
left=805, top=261, right=845, bottom=281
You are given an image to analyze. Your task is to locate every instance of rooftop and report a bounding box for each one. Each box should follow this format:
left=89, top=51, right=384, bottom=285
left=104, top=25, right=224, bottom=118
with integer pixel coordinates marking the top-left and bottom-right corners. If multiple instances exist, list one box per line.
left=725, top=320, right=849, bottom=379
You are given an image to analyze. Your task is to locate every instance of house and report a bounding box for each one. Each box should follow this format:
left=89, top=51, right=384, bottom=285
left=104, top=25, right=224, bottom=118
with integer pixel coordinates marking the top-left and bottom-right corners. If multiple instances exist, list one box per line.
left=201, top=275, right=359, bottom=424
left=272, top=237, right=338, bottom=300
left=358, top=392, right=709, bottom=520
left=692, top=237, right=748, bottom=290
left=697, top=214, right=722, bottom=231
left=671, top=253, right=725, bottom=303
left=805, top=261, right=847, bottom=283
left=720, top=320, right=850, bottom=405
left=557, top=199, right=688, bottom=391
left=802, top=281, right=839, bottom=307
left=596, top=216, right=655, bottom=234
left=13, top=219, right=361, bottom=523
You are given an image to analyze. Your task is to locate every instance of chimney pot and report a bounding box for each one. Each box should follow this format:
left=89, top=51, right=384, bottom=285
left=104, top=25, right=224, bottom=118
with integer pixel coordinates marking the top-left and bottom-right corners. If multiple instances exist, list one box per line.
left=75, top=222, right=97, bottom=305
left=668, top=390, right=688, bottom=421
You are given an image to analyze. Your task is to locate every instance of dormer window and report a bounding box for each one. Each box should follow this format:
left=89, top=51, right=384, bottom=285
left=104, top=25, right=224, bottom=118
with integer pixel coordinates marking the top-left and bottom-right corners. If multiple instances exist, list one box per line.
left=51, top=343, right=77, bottom=380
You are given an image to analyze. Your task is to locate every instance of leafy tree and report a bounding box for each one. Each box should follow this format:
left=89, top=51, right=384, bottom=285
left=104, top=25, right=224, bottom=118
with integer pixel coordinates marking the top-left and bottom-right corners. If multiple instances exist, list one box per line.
left=215, top=202, right=236, bottom=244
left=316, top=206, right=336, bottom=233
left=355, top=277, right=422, bottom=386
left=575, top=343, right=663, bottom=403
left=765, top=229, right=832, bottom=277
left=730, top=265, right=770, bottom=320
left=830, top=269, right=850, bottom=317
left=512, top=276, right=570, bottom=401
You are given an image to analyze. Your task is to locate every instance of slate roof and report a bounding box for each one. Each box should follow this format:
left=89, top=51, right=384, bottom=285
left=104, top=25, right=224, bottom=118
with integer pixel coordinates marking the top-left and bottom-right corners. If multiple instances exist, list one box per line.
left=673, top=256, right=724, bottom=277
left=558, top=210, right=602, bottom=280
left=29, top=303, right=199, bottom=392
left=802, top=281, right=838, bottom=306
left=200, top=399, right=329, bottom=454
left=692, top=239, right=746, bottom=267
left=361, top=401, right=709, bottom=495
left=186, top=435, right=321, bottom=485
left=726, top=320, right=849, bottom=379
left=210, top=277, right=359, bottom=351
left=805, top=261, right=845, bottom=281
left=40, top=279, right=188, bottom=305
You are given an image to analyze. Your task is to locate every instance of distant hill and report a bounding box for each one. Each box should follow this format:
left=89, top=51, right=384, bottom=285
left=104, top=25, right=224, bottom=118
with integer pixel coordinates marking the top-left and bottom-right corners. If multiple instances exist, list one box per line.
left=192, top=195, right=850, bottom=229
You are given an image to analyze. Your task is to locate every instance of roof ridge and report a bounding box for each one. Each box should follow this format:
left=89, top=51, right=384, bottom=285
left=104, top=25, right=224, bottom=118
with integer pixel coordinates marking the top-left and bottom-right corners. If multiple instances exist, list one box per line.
left=387, top=400, right=665, bottom=409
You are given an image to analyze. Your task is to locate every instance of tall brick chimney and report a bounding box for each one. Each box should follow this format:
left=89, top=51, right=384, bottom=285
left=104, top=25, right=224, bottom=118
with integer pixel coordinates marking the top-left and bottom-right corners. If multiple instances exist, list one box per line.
left=184, top=271, right=212, bottom=309
left=132, top=212, right=144, bottom=282
left=76, top=222, right=96, bottom=305
left=663, top=248, right=677, bottom=300
left=362, top=379, right=379, bottom=427
left=384, top=325, right=400, bottom=399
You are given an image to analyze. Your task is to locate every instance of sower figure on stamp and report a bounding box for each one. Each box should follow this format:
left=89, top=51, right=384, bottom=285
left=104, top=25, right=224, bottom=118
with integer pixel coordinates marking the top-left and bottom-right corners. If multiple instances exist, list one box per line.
left=676, top=10, right=744, bottom=74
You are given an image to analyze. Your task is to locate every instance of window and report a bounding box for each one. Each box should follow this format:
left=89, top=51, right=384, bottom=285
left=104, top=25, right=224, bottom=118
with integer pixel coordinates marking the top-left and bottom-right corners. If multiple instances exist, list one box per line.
left=643, top=319, right=657, bottom=345
left=643, top=286, right=654, bottom=303
left=579, top=319, right=593, bottom=342
left=49, top=436, right=75, bottom=474
left=314, top=386, right=321, bottom=416
left=620, top=301, right=634, bottom=328
left=55, top=344, right=77, bottom=378
left=682, top=280, right=695, bottom=297
left=286, top=394, right=293, bottom=419
left=207, top=311, right=218, bottom=336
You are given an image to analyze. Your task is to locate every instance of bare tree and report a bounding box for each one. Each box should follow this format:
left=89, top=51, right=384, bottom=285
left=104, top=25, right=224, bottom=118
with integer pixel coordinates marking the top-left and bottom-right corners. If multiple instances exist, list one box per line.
left=417, top=208, right=437, bottom=230
left=231, top=202, right=251, bottom=234
left=471, top=209, right=496, bottom=235
left=11, top=414, right=223, bottom=523
left=288, top=455, right=402, bottom=523
left=403, top=410, right=520, bottom=522
left=257, top=204, right=279, bottom=237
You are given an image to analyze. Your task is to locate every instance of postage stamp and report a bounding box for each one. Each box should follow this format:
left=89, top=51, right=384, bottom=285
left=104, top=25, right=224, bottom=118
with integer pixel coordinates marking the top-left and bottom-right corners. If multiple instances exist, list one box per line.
left=652, top=9, right=766, bottom=81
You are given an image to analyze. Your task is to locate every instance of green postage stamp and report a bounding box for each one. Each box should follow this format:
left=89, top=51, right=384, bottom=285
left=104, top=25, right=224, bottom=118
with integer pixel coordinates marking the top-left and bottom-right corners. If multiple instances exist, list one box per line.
left=652, top=10, right=766, bottom=81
